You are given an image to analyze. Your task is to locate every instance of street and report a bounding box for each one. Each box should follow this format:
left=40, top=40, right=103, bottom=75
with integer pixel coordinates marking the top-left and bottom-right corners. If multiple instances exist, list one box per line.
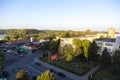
left=2, top=50, right=72, bottom=80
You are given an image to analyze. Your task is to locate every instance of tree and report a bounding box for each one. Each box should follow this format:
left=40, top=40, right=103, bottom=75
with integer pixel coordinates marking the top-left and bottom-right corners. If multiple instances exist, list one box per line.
left=37, top=70, right=56, bottom=80
left=112, top=50, right=120, bottom=66
left=0, top=51, right=5, bottom=73
left=100, top=48, right=111, bottom=67
left=59, top=31, right=70, bottom=38
left=3, top=36, right=10, bottom=41
left=16, top=69, right=29, bottom=80
left=72, top=39, right=83, bottom=56
left=49, top=39, right=60, bottom=53
left=62, top=44, right=74, bottom=56
left=66, top=54, right=73, bottom=62
left=82, top=40, right=90, bottom=58
left=41, top=42, right=50, bottom=51
left=84, top=29, right=93, bottom=35
left=88, top=41, right=99, bottom=62
left=0, top=51, right=5, bottom=64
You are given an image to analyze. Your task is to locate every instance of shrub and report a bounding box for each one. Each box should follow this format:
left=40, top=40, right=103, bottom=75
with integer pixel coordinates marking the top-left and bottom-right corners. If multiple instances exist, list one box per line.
left=66, top=54, right=73, bottom=62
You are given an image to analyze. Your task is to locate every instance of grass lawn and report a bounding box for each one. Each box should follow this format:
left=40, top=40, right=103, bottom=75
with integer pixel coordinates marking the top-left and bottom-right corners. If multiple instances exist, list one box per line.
left=92, top=68, right=120, bottom=80
left=40, top=55, right=92, bottom=76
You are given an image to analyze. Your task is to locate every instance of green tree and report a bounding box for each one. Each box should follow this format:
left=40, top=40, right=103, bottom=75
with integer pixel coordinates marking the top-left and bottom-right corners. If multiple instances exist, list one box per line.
left=82, top=40, right=90, bottom=58
left=100, top=48, right=111, bottom=67
left=59, top=31, right=70, bottom=38
left=72, top=39, right=83, bottom=56
left=37, top=70, right=56, bottom=80
left=88, top=41, right=99, bottom=62
left=84, top=29, right=92, bottom=35
left=3, top=36, right=10, bottom=41
left=0, top=51, right=5, bottom=64
left=112, top=50, right=120, bottom=66
left=16, top=69, right=29, bottom=80
left=62, top=44, right=74, bottom=56
left=41, top=42, right=50, bottom=51
left=66, top=54, right=73, bottom=62
left=49, top=39, right=60, bottom=53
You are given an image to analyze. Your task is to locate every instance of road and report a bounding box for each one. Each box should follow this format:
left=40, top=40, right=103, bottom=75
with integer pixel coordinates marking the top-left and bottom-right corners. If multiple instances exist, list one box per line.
left=2, top=50, right=71, bottom=80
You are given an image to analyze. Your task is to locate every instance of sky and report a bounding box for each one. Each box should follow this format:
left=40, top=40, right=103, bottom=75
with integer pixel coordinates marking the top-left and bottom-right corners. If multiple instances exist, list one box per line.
left=0, top=0, right=120, bottom=31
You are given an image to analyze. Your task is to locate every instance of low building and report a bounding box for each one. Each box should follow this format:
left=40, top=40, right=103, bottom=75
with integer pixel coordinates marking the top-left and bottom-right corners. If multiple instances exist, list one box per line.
left=60, top=35, right=98, bottom=47
left=7, top=40, right=31, bottom=47
left=59, top=35, right=99, bottom=54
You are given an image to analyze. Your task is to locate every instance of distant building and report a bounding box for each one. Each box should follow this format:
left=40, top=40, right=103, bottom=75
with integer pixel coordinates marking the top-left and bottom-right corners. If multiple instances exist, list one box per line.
left=115, top=32, right=120, bottom=38
left=59, top=35, right=99, bottom=53
left=7, top=40, right=31, bottom=47
left=96, top=36, right=120, bottom=56
left=108, top=27, right=115, bottom=38
left=39, top=39, right=49, bottom=43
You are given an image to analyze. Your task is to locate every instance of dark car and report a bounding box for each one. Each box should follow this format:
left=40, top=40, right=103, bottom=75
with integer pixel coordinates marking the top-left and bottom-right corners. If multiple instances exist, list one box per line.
left=35, top=63, right=41, bottom=66
left=12, top=67, right=20, bottom=72
left=2, top=71, right=9, bottom=77
left=57, top=72, right=66, bottom=77
left=49, top=69, right=57, bottom=73
left=32, top=76, right=37, bottom=80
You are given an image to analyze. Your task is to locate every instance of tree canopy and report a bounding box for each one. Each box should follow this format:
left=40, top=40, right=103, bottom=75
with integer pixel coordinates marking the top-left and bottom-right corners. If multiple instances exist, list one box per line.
left=16, top=69, right=29, bottom=80
left=37, top=70, right=56, bottom=80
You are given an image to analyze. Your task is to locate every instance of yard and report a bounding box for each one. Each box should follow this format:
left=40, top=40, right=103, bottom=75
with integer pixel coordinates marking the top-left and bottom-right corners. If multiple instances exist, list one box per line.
left=92, top=68, right=120, bottom=80
left=40, top=54, right=92, bottom=76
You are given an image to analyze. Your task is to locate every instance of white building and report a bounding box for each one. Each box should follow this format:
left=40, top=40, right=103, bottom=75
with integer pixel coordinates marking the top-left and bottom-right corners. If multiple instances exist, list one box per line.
left=96, top=36, right=120, bottom=56
left=60, top=35, right=99, bottom=49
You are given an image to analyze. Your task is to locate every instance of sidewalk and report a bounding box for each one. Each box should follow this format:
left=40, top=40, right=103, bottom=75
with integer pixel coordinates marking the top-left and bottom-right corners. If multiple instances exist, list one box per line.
left=34, top=57, right=100, bottom=80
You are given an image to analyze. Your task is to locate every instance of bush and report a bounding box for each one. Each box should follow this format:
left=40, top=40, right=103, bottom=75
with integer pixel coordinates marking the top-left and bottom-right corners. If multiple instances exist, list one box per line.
left=0, top=66, right=3, bottom=72
left=66, top=54, right=73, bottom=62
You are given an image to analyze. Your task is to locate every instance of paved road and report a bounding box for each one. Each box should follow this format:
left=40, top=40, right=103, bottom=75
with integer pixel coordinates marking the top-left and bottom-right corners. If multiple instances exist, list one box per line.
left=3, top=50, right=71, bottom=80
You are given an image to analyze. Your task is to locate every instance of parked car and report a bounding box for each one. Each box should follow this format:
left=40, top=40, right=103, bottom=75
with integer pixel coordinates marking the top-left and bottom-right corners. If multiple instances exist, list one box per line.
left=57, top=72, right=66, bottom=77
left=35, top=63, right=41, bottom=66
left=32, top=76, right=37, bottom=80
left=12, top=67, right=20, bottom=72
left=18, top=54, right=24, bottom=57
left=25, top=71, right=31, bottom=76
left=0, top=78, right=7, bottom=80
left=2, top=71, right=9, bottom=77
left=49, top=69, right=57, bottom=73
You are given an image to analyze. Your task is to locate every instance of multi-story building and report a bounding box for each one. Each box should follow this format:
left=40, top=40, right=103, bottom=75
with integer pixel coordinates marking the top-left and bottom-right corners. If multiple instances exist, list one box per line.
left=96, top=36, right=120, bottom=56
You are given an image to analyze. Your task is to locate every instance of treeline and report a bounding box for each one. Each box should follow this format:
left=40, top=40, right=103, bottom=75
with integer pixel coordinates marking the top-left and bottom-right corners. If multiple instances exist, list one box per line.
left=0, top=29, right=106, bottom=41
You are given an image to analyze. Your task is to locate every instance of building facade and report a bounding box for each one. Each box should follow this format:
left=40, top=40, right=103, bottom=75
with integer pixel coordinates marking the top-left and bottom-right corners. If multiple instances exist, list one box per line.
left=96, top=36, right=120, bottom=56
left=108, top=27, right=115, bottom=38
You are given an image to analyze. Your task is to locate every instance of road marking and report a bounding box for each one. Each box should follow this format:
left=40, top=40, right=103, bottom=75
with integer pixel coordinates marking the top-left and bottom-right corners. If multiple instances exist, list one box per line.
left=27, top=65, right=42, bottom=74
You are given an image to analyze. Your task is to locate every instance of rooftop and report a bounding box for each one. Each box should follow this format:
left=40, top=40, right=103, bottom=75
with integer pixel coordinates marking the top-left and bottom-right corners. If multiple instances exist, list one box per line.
left=97, top=38, right=116, bottom=42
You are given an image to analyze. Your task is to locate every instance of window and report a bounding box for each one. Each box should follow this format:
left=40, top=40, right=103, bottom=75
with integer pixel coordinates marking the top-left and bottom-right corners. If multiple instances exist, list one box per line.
left=107, top=49, right=112, bottom=52
left=105, top=43, right=113, bottom=46
left=97, top=42, right=103, bottom=46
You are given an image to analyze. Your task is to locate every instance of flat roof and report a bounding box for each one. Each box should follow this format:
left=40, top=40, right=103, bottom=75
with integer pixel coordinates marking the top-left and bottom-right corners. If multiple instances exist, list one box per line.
left=97, top=38, right=115, bottom=42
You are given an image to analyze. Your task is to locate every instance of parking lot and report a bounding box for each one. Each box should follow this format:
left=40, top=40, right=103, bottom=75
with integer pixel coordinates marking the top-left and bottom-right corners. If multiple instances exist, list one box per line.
left=2, top=50, right=71, bottom=80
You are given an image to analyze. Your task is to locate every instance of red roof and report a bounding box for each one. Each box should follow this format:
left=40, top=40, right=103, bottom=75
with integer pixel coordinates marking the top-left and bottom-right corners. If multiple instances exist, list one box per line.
left=7, top=40, right=31, bottom=46
left=115, top=32, right=120, bottom=34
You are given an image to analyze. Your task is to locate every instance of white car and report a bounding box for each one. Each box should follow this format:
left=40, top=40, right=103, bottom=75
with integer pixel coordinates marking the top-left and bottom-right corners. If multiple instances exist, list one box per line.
left=0, top=78, right=7, bottom=80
